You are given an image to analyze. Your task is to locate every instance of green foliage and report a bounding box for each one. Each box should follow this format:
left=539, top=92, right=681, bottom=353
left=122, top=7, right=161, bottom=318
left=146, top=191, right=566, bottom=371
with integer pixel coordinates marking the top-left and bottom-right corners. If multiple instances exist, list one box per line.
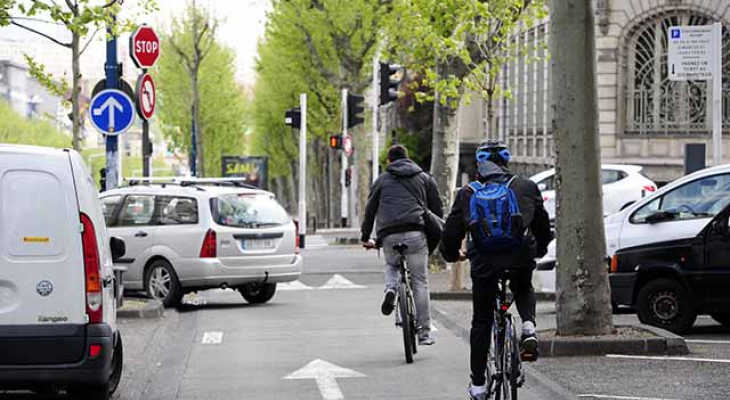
left=385, top=0, right=548, bottom=107
left=250, top=0, right=384, bottom=178
left=24, top=54, right=69, bottom=100
left=0, top=101, right=71, bottom=148
left=155, top=6, right=247, bottom=177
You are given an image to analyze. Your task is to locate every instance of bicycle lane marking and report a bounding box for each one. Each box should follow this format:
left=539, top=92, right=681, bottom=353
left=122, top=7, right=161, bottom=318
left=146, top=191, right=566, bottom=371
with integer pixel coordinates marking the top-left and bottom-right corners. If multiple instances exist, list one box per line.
left=578, top=395, right=682, bottom=400
left=606, top=354, right=730, bottom=364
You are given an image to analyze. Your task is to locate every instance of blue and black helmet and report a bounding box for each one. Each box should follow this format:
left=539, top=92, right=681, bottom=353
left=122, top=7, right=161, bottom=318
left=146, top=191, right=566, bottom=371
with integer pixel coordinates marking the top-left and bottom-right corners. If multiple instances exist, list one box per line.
left=476, top=139, right=511, bottom=164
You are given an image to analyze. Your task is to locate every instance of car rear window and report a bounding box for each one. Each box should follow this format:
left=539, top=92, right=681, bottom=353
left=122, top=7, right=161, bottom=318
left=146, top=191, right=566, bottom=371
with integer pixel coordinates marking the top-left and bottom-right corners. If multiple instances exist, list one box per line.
left=212, top=194, right=289, bottom=228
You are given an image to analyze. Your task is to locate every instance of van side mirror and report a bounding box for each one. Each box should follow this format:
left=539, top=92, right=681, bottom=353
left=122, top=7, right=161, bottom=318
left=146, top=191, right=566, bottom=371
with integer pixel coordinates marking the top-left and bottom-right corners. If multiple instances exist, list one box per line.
left=110, top=237, right=126, bottom=262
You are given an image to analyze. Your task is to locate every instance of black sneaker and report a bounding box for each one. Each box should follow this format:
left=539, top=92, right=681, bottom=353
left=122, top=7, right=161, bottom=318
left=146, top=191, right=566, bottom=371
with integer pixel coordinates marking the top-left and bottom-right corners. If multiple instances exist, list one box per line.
left=381, top=290, right=396, bottom=316
left=520, top=335, right=539, bottom=362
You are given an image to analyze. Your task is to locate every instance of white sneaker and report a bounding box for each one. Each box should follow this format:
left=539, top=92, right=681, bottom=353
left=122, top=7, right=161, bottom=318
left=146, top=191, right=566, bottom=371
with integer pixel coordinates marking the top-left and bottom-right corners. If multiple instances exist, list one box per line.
left=521, top=321, right=536, bottom=337
left=469, top=383, right=488, bottom=400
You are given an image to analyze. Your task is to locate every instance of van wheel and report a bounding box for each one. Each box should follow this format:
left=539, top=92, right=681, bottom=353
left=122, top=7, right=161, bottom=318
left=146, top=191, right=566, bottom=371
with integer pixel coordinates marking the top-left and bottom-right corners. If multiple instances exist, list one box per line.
left=238, top=283, right=277, bottom=304
left=68, top=382, right=109, bottom=400
left=710, top=313, right=730, bottom=328
left=145, top=260, right=183, bottom=307
left=109, top=334, right=123, bottom=394
left=636, top=278, right=697, bottom=334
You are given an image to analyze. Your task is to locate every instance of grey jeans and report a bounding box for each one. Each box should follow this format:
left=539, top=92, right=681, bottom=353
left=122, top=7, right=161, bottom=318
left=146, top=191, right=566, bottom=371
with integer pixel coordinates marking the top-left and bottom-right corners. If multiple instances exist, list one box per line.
left=382, top=231, right=432, bottom=334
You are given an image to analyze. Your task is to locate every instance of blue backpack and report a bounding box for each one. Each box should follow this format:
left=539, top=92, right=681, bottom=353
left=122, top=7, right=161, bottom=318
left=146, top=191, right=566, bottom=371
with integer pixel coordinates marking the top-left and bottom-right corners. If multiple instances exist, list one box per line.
left=468, top=177, right=524, bottom=255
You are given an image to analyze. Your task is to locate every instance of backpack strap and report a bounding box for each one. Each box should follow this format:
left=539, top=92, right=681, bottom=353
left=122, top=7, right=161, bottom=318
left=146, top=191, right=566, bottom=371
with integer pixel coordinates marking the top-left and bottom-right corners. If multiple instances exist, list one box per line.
left=505, top=175, right=518, bottom=188
left=468, top=181, right=483, bottom=192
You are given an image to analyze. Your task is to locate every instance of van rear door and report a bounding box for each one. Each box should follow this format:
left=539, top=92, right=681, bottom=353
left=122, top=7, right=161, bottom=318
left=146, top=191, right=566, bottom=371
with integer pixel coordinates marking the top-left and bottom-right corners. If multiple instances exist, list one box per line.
left=0, top=148, right=87, bottom=327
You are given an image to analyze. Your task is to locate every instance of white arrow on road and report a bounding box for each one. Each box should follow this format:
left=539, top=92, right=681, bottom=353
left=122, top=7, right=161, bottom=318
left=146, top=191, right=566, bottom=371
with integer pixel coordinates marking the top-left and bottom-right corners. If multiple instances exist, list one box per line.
left=283, top=359, right=366, bottom=400
left=93, top=96, right=123, bottom=131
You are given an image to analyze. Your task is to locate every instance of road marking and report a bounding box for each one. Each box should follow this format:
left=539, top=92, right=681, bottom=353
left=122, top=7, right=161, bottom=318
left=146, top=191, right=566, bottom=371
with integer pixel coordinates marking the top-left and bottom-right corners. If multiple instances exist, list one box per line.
left=284, top=359, right=366, bottom=400
left=606, top=354, right=730, bottom=364
left=201, top=331, right=223, bottom=345
left=578, top=395, right=681, bottom=400
left=318, top=274, right=366, bottom=290
left=278, top=281, right=315, bottom=291
left=686, top=339, right=730, bottom=345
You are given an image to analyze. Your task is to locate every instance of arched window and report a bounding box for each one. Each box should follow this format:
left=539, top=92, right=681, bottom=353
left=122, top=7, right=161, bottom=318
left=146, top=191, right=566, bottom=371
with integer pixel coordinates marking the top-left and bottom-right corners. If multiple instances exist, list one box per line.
left=624, top=13, right=730, bottom=135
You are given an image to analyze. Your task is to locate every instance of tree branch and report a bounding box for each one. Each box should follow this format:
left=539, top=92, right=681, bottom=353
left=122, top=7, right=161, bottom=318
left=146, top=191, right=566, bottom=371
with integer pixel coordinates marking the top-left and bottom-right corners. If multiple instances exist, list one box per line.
left=11, top=20, right=72, bottom=48
left=79, top=27, right=100, bottom=56
left=169, top=38, right=194, bottom=73
left=101, top=0, right=120, bottom=8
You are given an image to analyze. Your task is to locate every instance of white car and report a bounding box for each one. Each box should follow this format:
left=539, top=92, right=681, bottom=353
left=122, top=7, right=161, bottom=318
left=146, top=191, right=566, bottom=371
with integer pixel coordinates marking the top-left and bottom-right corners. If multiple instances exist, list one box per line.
left=536, top=164, right=730, bottom=295
left=101, top=178, right=302, bottom=307
left=0, top=145, right=126, bottom=399
left=530, top=164, right=657, bottom=221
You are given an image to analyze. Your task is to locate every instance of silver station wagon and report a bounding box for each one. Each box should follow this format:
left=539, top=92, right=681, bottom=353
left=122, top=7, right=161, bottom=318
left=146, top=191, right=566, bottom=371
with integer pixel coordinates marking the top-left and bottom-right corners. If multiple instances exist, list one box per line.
left=100, top=178, right=302, bottom=307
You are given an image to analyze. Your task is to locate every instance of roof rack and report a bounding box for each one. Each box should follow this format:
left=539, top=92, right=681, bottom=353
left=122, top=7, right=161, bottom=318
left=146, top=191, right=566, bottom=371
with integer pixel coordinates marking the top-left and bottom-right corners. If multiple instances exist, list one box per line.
left=124, top=177, right=261, bottom=191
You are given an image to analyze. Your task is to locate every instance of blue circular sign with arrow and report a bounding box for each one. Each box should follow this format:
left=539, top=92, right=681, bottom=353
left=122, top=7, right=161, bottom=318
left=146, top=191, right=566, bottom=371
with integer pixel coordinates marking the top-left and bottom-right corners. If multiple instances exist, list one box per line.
left=89, top=89, right=136, bottom=136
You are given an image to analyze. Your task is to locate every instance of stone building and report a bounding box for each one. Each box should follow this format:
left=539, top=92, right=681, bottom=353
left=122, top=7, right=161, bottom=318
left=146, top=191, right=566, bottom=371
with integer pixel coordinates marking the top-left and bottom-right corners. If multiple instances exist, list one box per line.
left=459, top=0, right=730, bottom=184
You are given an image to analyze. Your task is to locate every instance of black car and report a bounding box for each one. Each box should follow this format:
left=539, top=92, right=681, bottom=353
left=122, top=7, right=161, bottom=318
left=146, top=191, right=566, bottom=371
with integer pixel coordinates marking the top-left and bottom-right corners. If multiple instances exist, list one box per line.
left=610, top=209, right=730, bottom=334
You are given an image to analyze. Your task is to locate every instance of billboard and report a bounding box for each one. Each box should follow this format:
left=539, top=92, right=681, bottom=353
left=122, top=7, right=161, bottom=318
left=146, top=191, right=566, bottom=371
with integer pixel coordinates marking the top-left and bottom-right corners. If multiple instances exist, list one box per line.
left=221, top=156, right=269, bottom=189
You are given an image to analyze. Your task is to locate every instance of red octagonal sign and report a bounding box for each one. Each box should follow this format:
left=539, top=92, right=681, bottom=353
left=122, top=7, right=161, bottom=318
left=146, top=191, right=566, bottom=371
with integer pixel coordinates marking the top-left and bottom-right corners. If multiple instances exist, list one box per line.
left=130, top=26, right=160, bottom=69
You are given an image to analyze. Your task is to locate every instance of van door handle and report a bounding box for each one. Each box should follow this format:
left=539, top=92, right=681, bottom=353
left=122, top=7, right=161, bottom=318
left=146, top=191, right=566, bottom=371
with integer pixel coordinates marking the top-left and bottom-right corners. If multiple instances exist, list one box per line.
left=134, top=231, right=148, bottom=238
left=102, top=276, right=115, bottom=288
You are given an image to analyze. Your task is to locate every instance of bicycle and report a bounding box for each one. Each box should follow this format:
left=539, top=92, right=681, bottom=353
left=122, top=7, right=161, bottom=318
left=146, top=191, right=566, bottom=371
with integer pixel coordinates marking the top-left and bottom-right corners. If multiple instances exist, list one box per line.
left=488, top=270, right=525, bottom=400
left=392, top=243, right=419, bottom=364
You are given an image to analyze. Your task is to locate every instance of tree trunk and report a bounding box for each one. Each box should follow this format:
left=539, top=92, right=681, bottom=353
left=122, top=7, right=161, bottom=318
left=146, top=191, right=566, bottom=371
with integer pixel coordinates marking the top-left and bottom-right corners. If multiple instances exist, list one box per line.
left=288, top=160, right=298, bottom=214
left=551, top=0, right=613, bottom=336
left=192, top=72, right=205, bottom=177
left=486, top=87, right=498, bottom=141
left=71, top=33, right=81, bottom=151
left=275, top=175, right=286, bottom=206
left=430, top=90, right=461, bottom=209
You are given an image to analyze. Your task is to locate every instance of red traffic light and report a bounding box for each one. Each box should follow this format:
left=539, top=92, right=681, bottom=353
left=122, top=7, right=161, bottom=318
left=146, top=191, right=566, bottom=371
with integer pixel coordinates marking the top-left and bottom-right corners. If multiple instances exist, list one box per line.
left=330, top=135, right=343, bottom=149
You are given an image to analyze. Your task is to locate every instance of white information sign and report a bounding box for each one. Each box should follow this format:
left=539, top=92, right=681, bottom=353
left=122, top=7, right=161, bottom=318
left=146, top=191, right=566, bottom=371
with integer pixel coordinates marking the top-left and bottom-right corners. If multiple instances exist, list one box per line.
left=667, top=25, right=713, bottom=81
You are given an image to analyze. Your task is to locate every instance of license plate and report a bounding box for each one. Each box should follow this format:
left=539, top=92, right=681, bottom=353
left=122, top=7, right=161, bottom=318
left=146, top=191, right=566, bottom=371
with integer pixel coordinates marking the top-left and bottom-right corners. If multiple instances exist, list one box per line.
left=243, top=239, right=275, bottom=250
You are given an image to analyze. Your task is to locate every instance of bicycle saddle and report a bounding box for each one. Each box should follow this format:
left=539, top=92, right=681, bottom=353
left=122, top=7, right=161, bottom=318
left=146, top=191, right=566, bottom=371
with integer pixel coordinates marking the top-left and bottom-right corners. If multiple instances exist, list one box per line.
left=392, top=243, right=409, bottom=253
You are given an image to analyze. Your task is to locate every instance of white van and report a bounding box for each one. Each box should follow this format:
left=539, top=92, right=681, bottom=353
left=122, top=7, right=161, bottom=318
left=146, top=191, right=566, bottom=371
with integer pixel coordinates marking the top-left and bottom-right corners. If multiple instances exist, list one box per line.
left=0, top=145, right=125, bottom=400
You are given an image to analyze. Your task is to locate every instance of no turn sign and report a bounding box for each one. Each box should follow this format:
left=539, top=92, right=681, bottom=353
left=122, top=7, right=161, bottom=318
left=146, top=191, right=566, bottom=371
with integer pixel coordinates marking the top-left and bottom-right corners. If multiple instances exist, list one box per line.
left=343, top=135, right=354, bottom=157
left=136, top=73, right=156, bottom=120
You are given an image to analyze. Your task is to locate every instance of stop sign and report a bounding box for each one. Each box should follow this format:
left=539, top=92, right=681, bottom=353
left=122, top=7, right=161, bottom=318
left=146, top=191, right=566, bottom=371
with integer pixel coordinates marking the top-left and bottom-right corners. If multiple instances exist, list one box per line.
left=130, top=26, right=160, bottom=69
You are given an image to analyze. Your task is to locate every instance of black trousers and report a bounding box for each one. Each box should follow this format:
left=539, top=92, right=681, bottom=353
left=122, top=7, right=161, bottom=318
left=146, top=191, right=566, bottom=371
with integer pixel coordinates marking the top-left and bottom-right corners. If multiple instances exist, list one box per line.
left=470, top=268, right=536, bottom=386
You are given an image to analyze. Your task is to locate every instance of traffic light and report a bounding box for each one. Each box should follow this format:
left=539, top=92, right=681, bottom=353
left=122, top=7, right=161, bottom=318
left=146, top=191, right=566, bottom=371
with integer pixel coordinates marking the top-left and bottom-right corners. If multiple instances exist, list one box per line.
left=345, top=167, right=352, bottom=187
left=380, top=62, right=403, bottom=105
left=284, top=108, right=302, bottom=129
left=329, top=134, right=343, bottom=150
left=99, top=167, right=107, bottom=192
left=347, top=93, right=365, bottom=128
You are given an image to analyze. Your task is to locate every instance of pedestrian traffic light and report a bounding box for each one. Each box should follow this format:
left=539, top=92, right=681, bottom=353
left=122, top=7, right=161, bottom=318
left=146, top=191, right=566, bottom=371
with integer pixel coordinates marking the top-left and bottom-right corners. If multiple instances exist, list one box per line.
left=99, top=167, right=107, bottom=192
left=284, top=108, right=301, bottom=129
left=380, top=62, right=403, bottom=106
left=330, top=134, right=343, bottom=150
left=347, top=93, right=365, bottom=128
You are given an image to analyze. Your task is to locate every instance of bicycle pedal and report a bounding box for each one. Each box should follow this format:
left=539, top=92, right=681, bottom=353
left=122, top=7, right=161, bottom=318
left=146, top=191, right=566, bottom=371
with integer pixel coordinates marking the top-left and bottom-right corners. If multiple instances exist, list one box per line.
left=520, top=351, right=538, bottom=362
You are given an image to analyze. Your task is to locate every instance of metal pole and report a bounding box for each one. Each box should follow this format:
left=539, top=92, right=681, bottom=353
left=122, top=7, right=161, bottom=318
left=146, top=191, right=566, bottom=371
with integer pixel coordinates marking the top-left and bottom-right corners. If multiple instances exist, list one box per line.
left=142, top=120, right=150, bottom=177
left=299, top=93, right=307, bottom=248
left=104, top=14, right=120, bottom=190
left=372, top=55, right=380, bottom=184
left=712, top=22, right=723, bottom=166
left=341, top=89, right=349, bottom=227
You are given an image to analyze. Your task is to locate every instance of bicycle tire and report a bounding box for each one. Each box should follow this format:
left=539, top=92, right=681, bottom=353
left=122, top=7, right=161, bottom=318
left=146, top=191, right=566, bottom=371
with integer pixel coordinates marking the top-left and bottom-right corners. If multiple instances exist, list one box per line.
left=494, top=323, right=508, bottom=400
left=409, top=292, right=418, bottom=355
left=509, top=317, right=521, bottom=400
left=398, top=283, right=414, bottom=364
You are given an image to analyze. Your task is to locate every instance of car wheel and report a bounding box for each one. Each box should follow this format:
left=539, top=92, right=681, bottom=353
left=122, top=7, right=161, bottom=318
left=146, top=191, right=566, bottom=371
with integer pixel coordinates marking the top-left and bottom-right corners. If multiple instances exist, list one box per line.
left=145, top=260, right=183, bottom=307
left=710, top=313, right=730, bottom=328
left=636, top=278, right=696, bottom=334
left=109, top=334, right=123, bottom=394
left=238, top=283, right=277, bottom=304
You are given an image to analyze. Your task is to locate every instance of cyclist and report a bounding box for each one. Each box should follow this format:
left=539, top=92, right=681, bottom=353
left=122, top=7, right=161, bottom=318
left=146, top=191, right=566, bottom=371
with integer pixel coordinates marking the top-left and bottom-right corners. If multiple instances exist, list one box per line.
left=439, top=140, right=552, bottom=399
left=361, top=145, right=443, bottom=346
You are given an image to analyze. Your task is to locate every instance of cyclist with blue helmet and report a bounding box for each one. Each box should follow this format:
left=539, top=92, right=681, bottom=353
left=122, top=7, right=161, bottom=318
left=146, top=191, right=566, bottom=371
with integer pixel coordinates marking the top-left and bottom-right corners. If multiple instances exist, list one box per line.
left=440, top=140, right=552, bottom=400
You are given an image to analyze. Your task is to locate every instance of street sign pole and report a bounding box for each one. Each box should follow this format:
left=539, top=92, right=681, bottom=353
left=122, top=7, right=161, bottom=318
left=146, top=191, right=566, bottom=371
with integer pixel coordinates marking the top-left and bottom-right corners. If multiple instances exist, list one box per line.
left=372, top=55, right=380, bottom=185
left=712, top=22, right=723, bottom=166
left=341, top=89, right=349, bottom=227
left=141, top=69, right=150, bottom=177
left=299, top=93, right=307, bottom=248
left=105, top=14, right=120, bottom=190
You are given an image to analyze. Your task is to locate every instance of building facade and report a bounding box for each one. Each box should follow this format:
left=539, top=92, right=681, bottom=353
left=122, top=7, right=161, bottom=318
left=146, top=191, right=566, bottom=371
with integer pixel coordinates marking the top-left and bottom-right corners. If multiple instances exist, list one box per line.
left=460, top=0, right=730, bottom=184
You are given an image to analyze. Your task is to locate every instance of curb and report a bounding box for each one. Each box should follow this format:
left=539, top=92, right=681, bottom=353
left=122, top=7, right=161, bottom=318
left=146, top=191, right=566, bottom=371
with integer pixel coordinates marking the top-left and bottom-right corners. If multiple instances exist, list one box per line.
left=540, top=325, right=689, bottom=357
left=431, top=306, right=577, bottom=400
left=431, top=291, right=555, bottom=302
left=117, top=299, right=164, bottom=319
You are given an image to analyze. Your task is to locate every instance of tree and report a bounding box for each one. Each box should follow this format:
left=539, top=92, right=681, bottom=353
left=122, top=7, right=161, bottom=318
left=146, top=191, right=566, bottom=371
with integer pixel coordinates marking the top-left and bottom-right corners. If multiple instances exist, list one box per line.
left=0, top=0, right=158, bottom=151
left=551, top=0, right=613, bottom=336
left=385, top=0, right=547, bottom=207
left=167, top=0, right=217, bottom=177
left=156, top=6, right=246, bottom=177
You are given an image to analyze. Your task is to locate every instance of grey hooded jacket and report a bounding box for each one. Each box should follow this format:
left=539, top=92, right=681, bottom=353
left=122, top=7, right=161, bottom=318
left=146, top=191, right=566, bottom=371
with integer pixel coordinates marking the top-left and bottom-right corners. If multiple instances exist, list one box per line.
left=361, top=158, right=444, bottom=242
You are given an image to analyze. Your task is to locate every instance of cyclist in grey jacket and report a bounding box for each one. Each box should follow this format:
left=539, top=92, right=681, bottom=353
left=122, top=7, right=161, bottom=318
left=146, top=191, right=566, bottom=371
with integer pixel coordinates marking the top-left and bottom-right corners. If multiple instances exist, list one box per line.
left=361, top=145, right=443, bottom=345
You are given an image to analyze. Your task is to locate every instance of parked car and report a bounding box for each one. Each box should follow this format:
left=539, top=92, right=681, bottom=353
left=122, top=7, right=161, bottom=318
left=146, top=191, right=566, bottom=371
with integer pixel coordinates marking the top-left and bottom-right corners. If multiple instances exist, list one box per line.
left=536, top=164, right=730, bottom=333
left=100, top=178, right=302, bottom=307
left=530, top=164, right=657, bottom=221
left=0, top=145, right=126, bottom=400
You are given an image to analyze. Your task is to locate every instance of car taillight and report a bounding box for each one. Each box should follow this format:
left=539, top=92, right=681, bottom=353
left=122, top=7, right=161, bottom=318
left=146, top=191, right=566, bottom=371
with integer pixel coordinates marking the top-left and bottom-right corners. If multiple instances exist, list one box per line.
left=89, top=344, right=102, bottom=359
left=81, top=213, right=103, bottom=323
left=295, top=233, right=300, bottom=255
left=610, top=255, right=619, bottom=273
left=200, top=229, right=217, bottom=258
left=644, top=185, right=656, bottom=192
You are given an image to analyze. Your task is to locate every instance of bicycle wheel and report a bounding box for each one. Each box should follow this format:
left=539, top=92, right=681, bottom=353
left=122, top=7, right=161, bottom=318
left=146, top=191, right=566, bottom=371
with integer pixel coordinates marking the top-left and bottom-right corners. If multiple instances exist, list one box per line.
left=507, top=317, right=520, bottom=400
left=408, top=292, right=418, bottom=355
left=398, top=283, right=414, bottom=364
left=495, top=319, right=513, bottom=400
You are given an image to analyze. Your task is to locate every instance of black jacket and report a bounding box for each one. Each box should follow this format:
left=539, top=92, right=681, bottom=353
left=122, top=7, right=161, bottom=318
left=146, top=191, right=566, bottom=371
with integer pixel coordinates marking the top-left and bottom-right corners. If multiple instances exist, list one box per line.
left=439, top=162, right=552, bottom=279
left=361, top=158, right=444, bottom=242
